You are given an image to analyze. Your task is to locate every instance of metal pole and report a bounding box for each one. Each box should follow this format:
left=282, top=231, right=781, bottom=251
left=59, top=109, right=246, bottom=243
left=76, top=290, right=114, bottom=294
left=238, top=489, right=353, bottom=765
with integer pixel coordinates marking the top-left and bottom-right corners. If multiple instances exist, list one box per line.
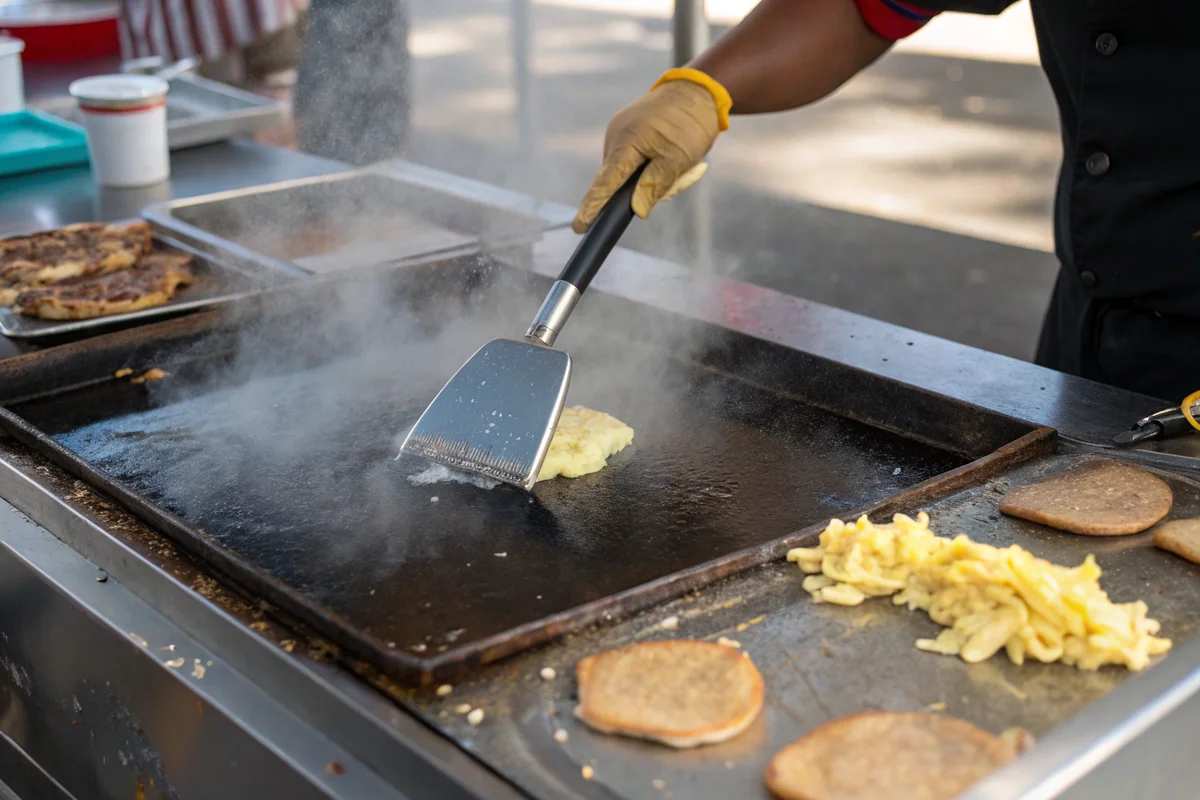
left=673, top=0, right=710, bottom=66
left=671, top=0, right=715, bottom=271
left=513, top=0, right=535, bottom=162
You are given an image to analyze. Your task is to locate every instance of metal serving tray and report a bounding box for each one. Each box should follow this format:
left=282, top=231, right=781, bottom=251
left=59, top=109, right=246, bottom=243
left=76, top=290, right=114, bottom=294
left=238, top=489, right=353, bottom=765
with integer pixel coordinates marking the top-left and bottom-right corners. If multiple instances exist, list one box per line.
left=0, top=255, right=1051, bottom=686
left=142, top=169, right=561, bottom=277
left=36, top=74, right=287, bottom=151
left=412, top=452, right=1200, bottom=800
left=0, top=233, right=288, bottom=340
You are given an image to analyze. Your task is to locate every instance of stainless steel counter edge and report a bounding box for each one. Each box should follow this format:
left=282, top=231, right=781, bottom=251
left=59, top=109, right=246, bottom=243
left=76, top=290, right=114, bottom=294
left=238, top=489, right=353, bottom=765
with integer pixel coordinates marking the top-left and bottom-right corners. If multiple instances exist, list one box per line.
left=965, top=629, right=1200, bottom=799
left=0, top=500, right=397, bottom=799
left=0, top=454, right=526, bottom=800
left=369, top=160, right=577, bottom=229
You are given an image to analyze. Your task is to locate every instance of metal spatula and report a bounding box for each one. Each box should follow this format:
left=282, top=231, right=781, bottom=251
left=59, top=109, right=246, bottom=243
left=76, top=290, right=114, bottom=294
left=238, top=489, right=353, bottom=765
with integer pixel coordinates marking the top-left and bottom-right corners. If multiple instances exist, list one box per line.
left=400, top=165, right=646, bottom=490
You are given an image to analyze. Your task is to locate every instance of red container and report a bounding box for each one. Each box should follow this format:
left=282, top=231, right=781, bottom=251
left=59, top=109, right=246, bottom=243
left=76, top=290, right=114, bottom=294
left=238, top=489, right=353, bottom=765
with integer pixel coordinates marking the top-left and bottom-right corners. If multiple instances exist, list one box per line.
left=0, top=2, right=120, bottom=63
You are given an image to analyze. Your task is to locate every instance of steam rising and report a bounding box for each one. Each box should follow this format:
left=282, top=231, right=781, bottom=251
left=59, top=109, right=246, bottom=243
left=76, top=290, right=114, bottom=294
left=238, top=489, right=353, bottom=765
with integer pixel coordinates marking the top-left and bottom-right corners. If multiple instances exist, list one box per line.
left=79, top=0, right=743, bottom=589
left=408, top=463, right=500, bottom=490
left=120, top=238, right=705, bottom=585
left=294, top=0, right=412, bottom=165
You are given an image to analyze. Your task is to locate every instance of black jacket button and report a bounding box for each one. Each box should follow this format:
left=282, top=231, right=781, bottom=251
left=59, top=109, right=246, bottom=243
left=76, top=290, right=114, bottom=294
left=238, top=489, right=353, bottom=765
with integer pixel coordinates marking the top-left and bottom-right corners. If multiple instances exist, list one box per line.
left=1096, top=33, right=1118, bottom=56
left=1081, top=271, right=1098, bottom=288
left=1086, top=151, right=1110, bottom=176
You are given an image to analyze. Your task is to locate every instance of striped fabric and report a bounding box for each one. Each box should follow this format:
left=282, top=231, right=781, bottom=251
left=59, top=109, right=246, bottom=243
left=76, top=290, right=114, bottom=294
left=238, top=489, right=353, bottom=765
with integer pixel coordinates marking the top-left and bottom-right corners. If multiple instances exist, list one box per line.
left=854, top=0, right=938, bottom=39
left=118, top=0, right=308, bottom=61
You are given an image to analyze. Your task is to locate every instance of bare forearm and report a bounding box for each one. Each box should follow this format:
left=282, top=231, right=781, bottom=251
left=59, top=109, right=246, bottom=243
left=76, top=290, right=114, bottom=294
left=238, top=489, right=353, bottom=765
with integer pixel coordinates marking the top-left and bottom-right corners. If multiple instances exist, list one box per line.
left=690, top=0, right=891, bottom=114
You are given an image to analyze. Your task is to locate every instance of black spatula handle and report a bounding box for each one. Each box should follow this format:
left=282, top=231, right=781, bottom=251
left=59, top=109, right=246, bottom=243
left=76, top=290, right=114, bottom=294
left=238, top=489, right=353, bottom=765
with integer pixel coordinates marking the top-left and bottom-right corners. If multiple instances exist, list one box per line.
left=559, top=163, right=647, bottom=293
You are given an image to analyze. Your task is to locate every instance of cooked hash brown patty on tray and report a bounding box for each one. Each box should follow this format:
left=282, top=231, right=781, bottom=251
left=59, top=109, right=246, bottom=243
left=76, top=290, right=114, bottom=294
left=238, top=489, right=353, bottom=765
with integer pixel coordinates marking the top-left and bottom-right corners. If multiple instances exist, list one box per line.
left=0, top=222, right=197, bottom=320
left=0, top=221, right=153, bottom=305
left=14, top=252, right=195, bottom=320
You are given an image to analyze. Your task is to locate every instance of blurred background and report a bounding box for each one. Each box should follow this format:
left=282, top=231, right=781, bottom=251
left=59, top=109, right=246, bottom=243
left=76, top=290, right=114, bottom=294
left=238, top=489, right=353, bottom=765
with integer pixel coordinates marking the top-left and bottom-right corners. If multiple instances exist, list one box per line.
left=13, top=0, right=1060, bottom=361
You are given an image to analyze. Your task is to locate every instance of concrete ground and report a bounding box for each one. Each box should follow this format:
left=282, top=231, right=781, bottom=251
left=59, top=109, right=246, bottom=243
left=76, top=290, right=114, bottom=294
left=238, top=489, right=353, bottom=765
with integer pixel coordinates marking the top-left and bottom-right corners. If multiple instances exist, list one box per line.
left=399, top=0, right=1061, bottom=360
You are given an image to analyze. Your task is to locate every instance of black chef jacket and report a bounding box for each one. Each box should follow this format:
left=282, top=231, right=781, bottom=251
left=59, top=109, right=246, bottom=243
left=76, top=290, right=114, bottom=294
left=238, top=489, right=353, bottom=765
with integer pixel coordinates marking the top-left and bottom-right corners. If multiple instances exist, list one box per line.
left=855, top=0, right=1200, bottom=401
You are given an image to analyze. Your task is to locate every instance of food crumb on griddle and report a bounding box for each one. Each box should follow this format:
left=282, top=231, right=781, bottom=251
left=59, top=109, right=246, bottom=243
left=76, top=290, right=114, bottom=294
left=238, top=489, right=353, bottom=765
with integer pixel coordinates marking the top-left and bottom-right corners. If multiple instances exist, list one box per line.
left=581, top=765, right=594, bottom=780
left=436, top=684, right=453, bottom=697
left=164, top=658, right=184, bottom=669
left=540, top=667, right=556, bottom=680
left=454, top=703, right=472, bottom=715
left=114, top=368, right=132, bottom=378
left=1000, top=726, right=1036, bottom=755
left=129, top=632, right=147, bottom=647
left=326, top=761, right=344, bottom=776
left=130, top=368, right=168, bottom=385
left=467, top=708, right=485, bottom=726
left=191, top=660, right=205, bottom=679
left=659, top=615, right=679, bottom=631
left=554, top=729, right=569, bottom=743
left=717, top=637, right=741, bottom=649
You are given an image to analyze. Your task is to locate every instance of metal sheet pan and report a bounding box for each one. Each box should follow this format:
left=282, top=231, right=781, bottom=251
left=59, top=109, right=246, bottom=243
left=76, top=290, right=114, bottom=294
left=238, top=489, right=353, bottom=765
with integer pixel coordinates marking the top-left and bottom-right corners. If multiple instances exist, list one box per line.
left=35, top=74, right=288, bottom=151
left=0, top=256, right=1050, bottom=686
left=142, top=169, right=557, bottom=277
left=411, top=453, right=1200, bottom=800
left=0, top=234, right=286, bottom=340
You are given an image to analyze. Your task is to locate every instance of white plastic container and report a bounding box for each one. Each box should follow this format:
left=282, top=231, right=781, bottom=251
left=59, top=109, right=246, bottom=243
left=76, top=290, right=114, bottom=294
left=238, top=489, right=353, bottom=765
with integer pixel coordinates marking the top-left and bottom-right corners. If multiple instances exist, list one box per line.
left=69, top=74, right=170, bottom=188
left=0, top=36, right=24, bottom=114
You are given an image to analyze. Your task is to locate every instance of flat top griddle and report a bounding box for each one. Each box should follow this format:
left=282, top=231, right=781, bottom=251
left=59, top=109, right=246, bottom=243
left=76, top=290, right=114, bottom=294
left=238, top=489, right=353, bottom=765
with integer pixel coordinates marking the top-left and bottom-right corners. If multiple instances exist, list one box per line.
left=0, top=256, right=1044, bottom=684
left=417, top=454, right=1200, bottom=800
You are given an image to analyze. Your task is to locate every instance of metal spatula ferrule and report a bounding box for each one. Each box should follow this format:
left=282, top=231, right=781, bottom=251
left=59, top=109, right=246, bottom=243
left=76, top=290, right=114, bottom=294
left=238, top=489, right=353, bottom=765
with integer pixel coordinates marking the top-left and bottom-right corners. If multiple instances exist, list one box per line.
left=400, top=165, right=647, bottom=490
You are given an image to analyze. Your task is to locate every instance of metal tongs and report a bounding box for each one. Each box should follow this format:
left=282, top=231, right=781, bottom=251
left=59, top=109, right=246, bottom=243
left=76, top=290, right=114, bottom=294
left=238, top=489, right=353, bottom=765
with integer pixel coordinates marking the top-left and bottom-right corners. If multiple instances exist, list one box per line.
left=1113, top=399, right=1200, bottom=446
left=121, top=56, right=201, bottom=81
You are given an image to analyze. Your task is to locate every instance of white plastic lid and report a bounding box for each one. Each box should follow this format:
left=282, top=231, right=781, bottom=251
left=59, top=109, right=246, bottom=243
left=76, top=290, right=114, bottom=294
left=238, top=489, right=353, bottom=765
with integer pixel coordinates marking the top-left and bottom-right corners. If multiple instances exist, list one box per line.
left=0, top=36, right=24, bottom=58
left=69, top=74, right=169, bottom=109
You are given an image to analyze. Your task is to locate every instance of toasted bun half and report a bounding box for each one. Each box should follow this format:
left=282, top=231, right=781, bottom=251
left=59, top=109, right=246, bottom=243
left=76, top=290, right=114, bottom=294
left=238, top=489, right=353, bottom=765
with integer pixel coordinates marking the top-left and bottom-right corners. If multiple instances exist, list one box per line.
left=765, top=712, right=1018, bottom=800
left=574, top=639, right=764, bottom=749
left=1153, top=517, right=1200, bottom=564
left=1000, top=460, right=1172, bottom=536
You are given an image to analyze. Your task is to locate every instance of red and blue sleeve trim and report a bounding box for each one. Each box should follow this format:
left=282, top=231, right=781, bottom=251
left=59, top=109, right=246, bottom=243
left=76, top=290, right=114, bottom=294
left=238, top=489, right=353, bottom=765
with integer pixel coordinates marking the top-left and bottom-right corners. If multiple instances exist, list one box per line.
left=854, top=0, right=938, bottom=40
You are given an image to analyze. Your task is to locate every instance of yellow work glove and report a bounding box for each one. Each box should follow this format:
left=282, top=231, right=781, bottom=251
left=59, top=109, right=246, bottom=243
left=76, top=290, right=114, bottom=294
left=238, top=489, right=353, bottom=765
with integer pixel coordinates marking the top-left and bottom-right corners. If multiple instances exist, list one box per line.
left=572, top=68, right=732, bottom=234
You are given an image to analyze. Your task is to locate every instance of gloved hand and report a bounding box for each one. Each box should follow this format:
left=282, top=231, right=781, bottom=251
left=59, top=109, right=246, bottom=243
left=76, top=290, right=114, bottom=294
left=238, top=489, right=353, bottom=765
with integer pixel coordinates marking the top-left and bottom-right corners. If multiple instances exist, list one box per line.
left=572, top=69, right=732, bottom=233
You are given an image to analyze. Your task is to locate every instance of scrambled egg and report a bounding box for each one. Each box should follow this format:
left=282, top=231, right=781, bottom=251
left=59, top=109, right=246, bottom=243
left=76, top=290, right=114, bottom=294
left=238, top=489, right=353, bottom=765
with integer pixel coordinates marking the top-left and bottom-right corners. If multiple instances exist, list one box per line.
left=787, top=513, right=1171, bottom=671
left=537, top=406, right=634, bottom=482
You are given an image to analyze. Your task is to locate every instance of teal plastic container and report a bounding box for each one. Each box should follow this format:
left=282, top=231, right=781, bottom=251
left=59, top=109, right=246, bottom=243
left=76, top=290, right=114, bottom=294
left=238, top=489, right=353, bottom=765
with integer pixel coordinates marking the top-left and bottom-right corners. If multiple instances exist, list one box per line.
left=0, top=108, right=89, bottom=177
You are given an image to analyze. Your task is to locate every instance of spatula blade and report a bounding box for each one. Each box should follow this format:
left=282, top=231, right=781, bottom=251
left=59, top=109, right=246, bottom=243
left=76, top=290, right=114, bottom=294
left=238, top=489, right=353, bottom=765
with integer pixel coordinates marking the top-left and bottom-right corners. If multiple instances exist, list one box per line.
left=400, top=338, right=571, bottom=490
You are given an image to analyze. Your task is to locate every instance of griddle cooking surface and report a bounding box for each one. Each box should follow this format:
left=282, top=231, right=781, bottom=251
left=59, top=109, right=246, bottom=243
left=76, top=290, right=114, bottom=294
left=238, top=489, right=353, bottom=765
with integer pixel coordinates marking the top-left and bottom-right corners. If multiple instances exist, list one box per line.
left=8, top=265, right=968, bottom=676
